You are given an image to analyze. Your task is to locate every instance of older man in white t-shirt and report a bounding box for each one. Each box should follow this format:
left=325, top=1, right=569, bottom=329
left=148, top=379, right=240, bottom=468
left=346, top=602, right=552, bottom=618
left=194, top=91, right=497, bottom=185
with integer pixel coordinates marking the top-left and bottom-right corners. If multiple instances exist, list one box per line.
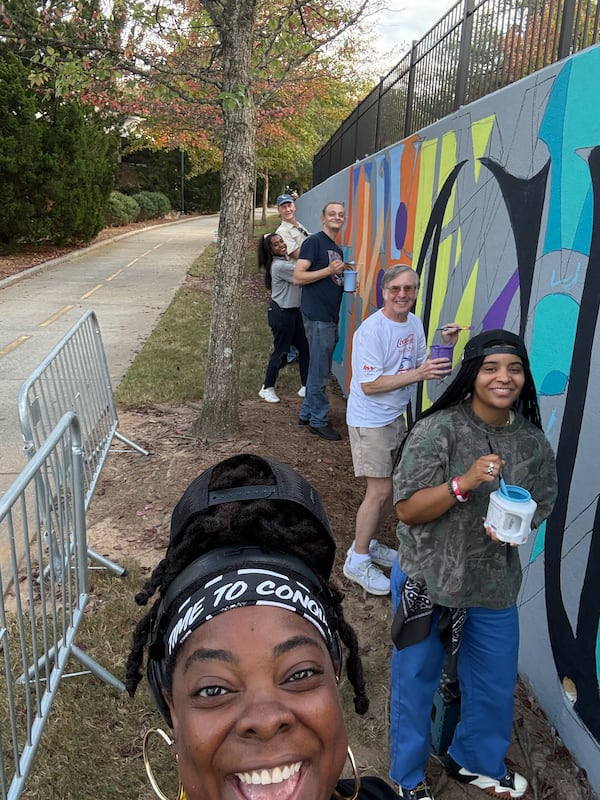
left=344, top=266, right=458, bottom=595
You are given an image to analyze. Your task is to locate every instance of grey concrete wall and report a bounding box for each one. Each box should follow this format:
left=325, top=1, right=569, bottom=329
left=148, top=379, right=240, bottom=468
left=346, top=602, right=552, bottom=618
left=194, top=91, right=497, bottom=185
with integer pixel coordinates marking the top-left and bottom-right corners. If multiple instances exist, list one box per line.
left=297, top=44, right=600, bottom=795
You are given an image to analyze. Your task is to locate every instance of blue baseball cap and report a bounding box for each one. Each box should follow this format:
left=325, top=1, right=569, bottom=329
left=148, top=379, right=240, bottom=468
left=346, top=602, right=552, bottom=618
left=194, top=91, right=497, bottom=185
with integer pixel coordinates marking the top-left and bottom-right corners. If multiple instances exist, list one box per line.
left=277, top=194, right=294, bottom=206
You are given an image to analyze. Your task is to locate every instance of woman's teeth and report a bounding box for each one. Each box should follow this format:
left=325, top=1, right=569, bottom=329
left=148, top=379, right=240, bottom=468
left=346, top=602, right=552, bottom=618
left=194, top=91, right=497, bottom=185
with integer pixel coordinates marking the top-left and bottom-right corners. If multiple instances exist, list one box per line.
left=236, top=762, right=302, bottom=786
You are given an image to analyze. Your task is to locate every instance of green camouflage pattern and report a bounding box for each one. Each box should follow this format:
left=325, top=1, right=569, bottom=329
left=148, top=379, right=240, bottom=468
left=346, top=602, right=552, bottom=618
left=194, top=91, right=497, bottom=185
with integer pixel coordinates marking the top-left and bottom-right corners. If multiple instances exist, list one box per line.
left=393, top=401, right=557, bottom=608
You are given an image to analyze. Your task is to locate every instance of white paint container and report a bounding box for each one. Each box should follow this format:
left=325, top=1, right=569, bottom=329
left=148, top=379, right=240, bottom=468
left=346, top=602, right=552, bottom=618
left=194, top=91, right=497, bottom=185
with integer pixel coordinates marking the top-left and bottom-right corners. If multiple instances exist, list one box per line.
left=484, top=483, right=537, bottom=545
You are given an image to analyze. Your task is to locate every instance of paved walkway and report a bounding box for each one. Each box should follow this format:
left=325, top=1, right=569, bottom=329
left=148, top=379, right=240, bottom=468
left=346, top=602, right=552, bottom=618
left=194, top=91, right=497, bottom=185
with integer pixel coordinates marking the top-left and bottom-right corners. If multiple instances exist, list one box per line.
left=0, top=215, right=218, bottom=499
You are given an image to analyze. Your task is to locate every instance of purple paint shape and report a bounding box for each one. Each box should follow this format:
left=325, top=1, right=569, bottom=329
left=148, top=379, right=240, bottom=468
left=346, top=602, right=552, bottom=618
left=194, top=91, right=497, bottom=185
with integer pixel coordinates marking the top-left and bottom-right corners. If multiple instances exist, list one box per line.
left=395, top=203, right=408, bottom=250
left=482, top=268, right=520, bottom=330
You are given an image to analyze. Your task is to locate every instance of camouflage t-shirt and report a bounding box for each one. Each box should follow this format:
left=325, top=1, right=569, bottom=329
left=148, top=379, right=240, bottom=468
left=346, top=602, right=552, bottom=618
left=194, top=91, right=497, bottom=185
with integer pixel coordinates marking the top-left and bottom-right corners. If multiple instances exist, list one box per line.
left=393, top=401, right=557, bottom=609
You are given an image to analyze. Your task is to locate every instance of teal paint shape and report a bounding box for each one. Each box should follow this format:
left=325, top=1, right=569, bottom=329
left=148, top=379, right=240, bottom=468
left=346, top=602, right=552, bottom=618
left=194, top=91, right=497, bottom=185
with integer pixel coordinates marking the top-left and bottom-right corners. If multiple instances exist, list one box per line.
left=540, top=370, right=568, bottom=395
left=539, top=48, right=600, bottom=254
left=530, top=520, right=547, bottom=562
left=530, top=294, right=579, bottom=395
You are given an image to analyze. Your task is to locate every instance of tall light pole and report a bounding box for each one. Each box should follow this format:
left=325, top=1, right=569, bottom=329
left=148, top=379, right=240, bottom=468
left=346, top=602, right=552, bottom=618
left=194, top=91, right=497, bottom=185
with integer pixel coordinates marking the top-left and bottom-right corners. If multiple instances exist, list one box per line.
left=180, top=149, right=185, bottom=215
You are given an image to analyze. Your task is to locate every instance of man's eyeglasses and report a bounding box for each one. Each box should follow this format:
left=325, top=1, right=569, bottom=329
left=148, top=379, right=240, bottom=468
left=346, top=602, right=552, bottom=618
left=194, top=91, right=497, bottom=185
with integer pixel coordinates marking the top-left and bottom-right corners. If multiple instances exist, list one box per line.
left=385, top=285, right=418, bottom=295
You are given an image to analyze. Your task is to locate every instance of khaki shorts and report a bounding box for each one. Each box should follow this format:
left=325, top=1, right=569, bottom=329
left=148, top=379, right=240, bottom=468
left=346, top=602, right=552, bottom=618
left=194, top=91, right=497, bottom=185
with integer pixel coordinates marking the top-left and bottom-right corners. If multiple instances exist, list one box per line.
left=348, top=417, right=407, bottom=478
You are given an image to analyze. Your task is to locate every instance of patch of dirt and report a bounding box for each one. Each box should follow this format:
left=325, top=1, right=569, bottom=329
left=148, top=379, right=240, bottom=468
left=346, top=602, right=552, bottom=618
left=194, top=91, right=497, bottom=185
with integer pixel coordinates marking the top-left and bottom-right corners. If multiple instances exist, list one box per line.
left=87, top=399, right=595, bottom=800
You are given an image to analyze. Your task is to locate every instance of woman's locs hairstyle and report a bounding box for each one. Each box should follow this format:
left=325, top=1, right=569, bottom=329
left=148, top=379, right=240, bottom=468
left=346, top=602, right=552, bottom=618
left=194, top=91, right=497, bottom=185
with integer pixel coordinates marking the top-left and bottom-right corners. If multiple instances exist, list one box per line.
left=125, top=454, right=369, bottom=725
left=258, top=233, right=276, bottom=290
left=422, top=329, right=543, bottom=430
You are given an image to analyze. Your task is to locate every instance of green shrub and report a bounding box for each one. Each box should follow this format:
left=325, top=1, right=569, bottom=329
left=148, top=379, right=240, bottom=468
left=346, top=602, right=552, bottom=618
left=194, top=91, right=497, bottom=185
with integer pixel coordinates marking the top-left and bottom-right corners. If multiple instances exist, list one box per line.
left=131, top=190, right=159, bottom=220
left=131, top=191, right=172, bottom=220
left=154, top=192, right=172, bottom=216
left=105, top=191, right=140, bottom=226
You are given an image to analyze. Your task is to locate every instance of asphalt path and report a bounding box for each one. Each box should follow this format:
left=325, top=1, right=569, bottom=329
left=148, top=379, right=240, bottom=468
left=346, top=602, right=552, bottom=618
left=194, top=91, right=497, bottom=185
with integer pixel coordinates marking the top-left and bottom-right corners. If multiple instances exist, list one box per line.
left=0, top=215, right=218, bottom=499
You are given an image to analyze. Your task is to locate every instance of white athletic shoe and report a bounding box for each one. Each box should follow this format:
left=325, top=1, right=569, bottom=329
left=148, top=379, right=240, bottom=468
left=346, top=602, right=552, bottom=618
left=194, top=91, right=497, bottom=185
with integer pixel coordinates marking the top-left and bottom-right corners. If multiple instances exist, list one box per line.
left=343, top=545, right=390, bottom=595
left=368, top=538, right=397, bottom=568
left=258, top=386, right=280, bottom=403
left=297, top=386, right=306, bottom=398
left=445, top=755, right=528, bottom=798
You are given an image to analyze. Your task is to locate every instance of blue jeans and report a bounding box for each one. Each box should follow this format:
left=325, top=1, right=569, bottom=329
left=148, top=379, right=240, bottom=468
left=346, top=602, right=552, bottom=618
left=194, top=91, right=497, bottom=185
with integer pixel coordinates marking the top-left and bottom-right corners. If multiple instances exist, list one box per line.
left=300, top=317, right=339, bottom=427
left=389, top=560, right=519, bottom=789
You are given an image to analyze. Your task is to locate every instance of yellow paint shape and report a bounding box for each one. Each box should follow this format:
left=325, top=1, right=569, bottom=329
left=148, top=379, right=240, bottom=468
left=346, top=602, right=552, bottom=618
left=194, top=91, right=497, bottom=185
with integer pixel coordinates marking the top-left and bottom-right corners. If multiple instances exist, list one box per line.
left=80, top=285, right=103, bottom=300
left=454, top=258, right=479, bottom=330
left=439, top=131, right=458, bottom=227
left=414, top=140, right=439, bottom=316
left=40, top=305, right=74, bottom=327
left=423, top=256, right=479, bottom=408
left=0, top=335, right=31, bottom=357
left=471, top=115, right=495, bottom=182
left=422, top=236, right=454, bottom=408
left=429, top=236, right=453, bottom=331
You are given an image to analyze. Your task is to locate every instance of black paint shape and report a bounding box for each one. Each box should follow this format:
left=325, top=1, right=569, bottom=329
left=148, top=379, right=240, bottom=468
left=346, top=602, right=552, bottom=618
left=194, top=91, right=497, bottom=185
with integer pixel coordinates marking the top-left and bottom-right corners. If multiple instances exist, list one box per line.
left=480, top=157, right=550, bottom=339
left=544, top=145, right=600, bottom=739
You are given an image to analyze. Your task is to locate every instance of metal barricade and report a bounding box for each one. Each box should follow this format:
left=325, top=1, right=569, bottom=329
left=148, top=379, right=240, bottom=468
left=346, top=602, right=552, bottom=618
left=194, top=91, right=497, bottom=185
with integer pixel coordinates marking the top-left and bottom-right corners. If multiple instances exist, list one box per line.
left=17, top=310, right=148, bottom=577
left=0, top=412, right=124, bottom=800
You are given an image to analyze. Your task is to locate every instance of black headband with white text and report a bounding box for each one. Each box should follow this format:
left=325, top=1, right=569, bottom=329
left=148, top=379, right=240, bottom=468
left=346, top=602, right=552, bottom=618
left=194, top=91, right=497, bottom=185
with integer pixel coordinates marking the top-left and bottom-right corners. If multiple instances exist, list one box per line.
left=164, top=565, right=335, bottom=662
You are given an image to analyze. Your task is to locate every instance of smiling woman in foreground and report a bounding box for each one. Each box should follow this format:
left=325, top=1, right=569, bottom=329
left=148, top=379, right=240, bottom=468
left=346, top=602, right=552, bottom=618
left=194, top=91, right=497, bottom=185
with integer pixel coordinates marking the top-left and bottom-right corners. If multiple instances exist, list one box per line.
left=125, top=453, right=397, bottom=800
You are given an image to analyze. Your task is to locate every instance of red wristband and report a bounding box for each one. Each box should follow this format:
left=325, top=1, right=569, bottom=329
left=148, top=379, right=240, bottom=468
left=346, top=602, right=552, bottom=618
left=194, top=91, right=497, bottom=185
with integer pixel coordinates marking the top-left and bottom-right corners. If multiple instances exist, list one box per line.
left=451, top=476, right=470, bottom=503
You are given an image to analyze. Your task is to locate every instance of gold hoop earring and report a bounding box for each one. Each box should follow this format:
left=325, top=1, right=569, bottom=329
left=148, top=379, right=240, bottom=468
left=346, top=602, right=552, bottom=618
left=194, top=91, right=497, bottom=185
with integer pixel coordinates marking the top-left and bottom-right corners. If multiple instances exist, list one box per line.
left=142, top=728, right=185, bottom=800
left=332, top=746, right=361, bottom=800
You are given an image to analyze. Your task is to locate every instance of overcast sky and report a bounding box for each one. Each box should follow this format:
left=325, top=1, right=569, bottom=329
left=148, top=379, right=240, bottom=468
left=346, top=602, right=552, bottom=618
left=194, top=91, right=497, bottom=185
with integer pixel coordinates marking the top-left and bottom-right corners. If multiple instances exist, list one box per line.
left=374, top=0, right=458, bottom=59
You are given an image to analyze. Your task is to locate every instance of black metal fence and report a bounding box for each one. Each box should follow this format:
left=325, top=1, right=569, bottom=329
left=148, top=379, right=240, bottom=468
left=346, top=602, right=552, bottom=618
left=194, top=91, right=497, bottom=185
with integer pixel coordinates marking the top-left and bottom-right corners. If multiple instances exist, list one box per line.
left=313, top=0, right=600, bottom=184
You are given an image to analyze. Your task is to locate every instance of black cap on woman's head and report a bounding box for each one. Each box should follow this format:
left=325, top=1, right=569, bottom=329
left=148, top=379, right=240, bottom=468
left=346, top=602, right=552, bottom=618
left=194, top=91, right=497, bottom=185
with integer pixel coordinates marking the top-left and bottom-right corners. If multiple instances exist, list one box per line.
left=169, top=454, right=336, bottom=577
left=462, top=329, right=529, bottom=363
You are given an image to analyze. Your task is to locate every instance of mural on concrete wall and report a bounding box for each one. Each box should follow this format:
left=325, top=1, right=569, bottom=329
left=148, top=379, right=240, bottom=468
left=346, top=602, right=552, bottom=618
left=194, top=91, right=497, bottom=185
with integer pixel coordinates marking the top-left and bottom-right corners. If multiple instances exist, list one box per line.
left=298, top=43, right=600, bottom=791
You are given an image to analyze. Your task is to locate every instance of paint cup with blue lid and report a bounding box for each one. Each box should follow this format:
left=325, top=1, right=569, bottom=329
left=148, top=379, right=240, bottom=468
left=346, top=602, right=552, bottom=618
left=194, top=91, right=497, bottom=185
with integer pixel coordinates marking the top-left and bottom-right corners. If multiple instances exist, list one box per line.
left=484, top=483, right=537, bottom=545
left=343, top=266, right=358, bottom=292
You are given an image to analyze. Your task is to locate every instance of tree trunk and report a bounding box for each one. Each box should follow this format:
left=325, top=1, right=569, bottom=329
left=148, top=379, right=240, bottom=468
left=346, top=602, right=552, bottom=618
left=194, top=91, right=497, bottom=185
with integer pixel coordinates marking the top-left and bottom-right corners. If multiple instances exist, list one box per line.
left=195, top=0, right=258, bottom=438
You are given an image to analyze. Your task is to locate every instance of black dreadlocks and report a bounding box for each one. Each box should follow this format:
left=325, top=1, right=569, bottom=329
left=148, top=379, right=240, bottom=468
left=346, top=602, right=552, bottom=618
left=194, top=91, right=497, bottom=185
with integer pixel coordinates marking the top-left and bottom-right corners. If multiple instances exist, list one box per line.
left=125, top=456, right=369, bottom=716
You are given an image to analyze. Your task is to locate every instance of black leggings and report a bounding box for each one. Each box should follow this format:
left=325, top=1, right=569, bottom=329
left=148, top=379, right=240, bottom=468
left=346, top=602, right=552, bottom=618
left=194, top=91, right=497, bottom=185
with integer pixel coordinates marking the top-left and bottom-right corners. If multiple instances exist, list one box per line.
left=263, top=301, right=309, bottom=388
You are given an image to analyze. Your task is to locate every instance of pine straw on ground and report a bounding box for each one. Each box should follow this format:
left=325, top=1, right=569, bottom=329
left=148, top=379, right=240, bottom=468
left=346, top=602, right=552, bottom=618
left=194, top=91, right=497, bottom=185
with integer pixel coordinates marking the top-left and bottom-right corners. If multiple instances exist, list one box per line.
left=85, top=399, right=595, bottom=800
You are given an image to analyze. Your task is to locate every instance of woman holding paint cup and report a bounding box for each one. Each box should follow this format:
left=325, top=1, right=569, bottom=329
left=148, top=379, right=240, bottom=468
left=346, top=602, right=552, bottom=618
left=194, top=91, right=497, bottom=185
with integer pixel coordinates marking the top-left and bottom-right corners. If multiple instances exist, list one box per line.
left=389, top=330, right=557, bottom=800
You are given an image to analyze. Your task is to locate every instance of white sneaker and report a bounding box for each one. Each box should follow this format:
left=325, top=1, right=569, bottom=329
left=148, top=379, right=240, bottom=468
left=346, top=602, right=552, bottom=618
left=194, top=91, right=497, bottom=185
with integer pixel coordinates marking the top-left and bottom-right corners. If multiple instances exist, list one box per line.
left=343, top=546, right=390, bottom=595
left=297, top=386, right=306, bottom=398
left=258, top=386, right=280, bottom=403
left=369, top=538, right=397, bottom=568
left=445, top=755, right=527, bottom=798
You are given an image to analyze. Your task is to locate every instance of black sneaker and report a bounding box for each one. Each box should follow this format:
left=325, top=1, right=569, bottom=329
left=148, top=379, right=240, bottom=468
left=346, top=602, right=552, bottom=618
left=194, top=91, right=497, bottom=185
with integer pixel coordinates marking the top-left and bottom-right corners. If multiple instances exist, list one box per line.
left=444, top=754, right=527, bottom=797
left=298, top=417, right=310, bottom=426
left=309, top=424, right=341, bottom=441
left=398, top=780, right=435, bottom=800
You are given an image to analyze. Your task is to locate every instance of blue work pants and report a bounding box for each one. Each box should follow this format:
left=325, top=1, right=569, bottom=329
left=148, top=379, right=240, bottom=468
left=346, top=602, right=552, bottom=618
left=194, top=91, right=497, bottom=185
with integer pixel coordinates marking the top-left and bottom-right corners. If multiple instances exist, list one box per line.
left=389, top=560, right=519, bottom=789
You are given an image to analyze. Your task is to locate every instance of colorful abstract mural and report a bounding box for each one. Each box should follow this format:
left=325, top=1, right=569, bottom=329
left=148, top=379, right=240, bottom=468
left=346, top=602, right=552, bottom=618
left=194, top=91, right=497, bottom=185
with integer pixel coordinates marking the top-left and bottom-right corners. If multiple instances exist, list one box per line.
left=297, top=44, right=600, bottom=795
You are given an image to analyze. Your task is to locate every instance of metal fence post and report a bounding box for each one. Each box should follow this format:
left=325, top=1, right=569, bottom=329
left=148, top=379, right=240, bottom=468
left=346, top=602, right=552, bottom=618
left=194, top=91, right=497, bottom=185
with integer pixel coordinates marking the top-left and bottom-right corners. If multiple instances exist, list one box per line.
left=455, top=0, right=475, bottom=109
left=404, top=41, right=419, bottom=139
left=374, top=77, right=384, bottom=152
left=558, top=0, right=577, bottom=59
